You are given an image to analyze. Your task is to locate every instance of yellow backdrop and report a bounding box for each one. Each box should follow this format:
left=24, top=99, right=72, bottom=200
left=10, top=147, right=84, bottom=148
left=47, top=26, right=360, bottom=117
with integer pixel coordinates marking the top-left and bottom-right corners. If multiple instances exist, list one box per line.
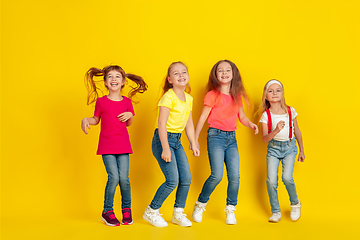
left=1, top=0, right=359, bottom=239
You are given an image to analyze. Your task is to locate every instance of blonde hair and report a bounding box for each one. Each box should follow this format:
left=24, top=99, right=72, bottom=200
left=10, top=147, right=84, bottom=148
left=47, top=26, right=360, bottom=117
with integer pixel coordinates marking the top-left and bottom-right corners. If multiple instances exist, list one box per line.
left=161, top=61, right=191, bottom=96
left=257, top=79, right=288, bottom=117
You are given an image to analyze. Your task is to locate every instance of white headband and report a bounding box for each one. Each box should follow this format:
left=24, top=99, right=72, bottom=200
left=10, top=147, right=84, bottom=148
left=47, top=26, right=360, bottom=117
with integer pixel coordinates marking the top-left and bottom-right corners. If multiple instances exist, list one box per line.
left=265, top=80, right=282, bottom=91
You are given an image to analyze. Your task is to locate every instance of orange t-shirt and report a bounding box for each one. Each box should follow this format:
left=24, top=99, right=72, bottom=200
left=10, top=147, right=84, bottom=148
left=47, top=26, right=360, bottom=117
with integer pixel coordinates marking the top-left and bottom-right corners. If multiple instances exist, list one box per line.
left=204, top=90, right=243, bottom=131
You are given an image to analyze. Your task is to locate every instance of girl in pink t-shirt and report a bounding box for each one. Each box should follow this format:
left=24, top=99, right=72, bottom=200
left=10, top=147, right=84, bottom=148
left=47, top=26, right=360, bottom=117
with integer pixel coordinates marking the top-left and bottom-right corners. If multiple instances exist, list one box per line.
left=192, top=60, right=258, bottom=225
left=81, top=65, right=147, bottom=227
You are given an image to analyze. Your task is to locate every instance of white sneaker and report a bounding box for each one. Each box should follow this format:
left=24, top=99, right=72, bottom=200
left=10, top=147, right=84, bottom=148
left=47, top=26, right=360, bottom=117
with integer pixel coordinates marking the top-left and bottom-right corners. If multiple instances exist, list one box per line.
left=143, top=206, right=168, bottom=227
left=290, top=201, right=301, bottom=221
left=172, top=208, right=192, bottom=227
left=269, top=212, right=281, bottom=223
left=192, top=201, right=207, bottom=223
left=225, top=205, right=237, bottom=225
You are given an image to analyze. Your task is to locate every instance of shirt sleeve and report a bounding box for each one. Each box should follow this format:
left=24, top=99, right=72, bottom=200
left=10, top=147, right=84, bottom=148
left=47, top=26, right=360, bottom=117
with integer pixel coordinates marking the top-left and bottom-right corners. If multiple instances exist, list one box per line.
left=290, top=106, right=298, bottom=119
left=127, top=98, right=135, bottom=116
left=259, top=111, right=268, bottom=123
left=204, top=91, right=215, bottom=107
left=94, top=98, right=102, bottom=117
left=158, top=91, right=173, bottom=109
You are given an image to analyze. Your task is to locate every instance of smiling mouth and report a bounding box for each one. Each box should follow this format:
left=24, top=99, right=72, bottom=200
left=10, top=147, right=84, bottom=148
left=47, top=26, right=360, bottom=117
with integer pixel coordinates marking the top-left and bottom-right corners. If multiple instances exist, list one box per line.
left=110, top=83, right=119, bottom=86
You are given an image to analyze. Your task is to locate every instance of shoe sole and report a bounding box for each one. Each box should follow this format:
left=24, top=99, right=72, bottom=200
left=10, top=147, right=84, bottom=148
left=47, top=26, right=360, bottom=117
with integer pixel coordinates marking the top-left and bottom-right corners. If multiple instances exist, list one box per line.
left=172, top=219, right=192, bottom=227
left=268, top=218, right=281, bottom=223
left=121, top=220, right=133, bottom=225
left=143, top=214, right=168, bottom=227
left=101, top=216, right=120, bottom=226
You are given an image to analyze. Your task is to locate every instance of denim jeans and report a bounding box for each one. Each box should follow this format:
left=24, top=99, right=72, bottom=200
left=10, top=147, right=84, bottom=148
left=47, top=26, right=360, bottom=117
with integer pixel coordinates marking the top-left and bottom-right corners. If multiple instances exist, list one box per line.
left=198, top=128, right=240, bottom=206
left=266, top=138, right=299, bottom=213
left=150, top=129, right=191, bottom=210
left=102, top=154, right=131, bottom=212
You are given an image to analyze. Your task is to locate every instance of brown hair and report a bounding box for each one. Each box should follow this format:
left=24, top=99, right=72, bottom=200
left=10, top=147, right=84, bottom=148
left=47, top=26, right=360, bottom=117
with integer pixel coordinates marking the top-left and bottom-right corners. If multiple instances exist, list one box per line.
left=84, top=65, right=147, bottom=105
left=257, top=79, right=288, bottom=117
left=162, top=61, right=191, bottom=96
left=208, top=60, right=250, bottom=109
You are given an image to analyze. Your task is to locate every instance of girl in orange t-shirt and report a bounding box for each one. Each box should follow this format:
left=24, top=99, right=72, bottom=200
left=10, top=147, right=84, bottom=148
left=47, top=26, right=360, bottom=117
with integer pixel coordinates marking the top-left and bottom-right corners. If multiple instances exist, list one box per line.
left=192, top=60, right=258, bottom=225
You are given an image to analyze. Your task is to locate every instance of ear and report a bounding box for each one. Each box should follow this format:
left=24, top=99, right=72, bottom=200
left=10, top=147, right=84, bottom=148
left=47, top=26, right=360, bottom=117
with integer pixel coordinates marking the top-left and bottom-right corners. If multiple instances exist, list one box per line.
left=167, top=76, right=172, bottom=84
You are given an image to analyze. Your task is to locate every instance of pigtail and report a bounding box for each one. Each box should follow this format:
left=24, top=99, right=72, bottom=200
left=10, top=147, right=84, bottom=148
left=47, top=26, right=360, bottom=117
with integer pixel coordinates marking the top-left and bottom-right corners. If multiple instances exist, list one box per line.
left=125, top=73, right=148, bottom=101
left=85, top=67, right=105, bottom=105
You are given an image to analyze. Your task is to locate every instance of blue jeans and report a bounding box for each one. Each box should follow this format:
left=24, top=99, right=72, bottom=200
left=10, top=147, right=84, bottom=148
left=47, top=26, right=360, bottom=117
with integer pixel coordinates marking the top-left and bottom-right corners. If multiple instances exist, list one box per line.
left=198, top=128, right=240, bottom=206
left=102, top=154, right=131, bottom=212
left=150, top=129, right=191, bottom=210
left=266, top=138, right=299, bottom=213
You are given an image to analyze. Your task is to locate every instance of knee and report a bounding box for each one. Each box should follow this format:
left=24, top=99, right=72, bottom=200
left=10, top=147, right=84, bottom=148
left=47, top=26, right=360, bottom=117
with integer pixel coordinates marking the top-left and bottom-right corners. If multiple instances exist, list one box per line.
left=209, top=174, right=223, bottom=185
left=108, top=174, right=120, bottom=185
left=165, top=178, right=179, bottom=190
left=266, top=178, right=278, bottom=188
left=179, top=176, right=191, bottom=186
left=228, top=173, right=239, bottom=184
left=119, top=175, right=129, bottom=185
left=282, top=176, right=294, bottom=186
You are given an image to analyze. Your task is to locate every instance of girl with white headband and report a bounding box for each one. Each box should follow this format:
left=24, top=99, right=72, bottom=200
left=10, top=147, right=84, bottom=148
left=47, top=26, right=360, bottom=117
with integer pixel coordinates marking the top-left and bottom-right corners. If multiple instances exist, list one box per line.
left=259, top=79, right=305, bottom=223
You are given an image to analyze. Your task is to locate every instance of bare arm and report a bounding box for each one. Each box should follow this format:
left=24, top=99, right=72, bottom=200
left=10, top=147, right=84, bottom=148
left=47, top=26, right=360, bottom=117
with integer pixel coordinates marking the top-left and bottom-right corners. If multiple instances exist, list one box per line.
left=158, top=106, right=171, bottom=162
left=118, top=112, right=133, bottom=127
left=81, top=116, right=100, bottom=134
left=261, top=122, right=284, bottom=143
left=293, top=117, right=305, bottom=162
left=238, top=106, right=258, bottom=135
left=185, top=111, right=200, bottom=157
left=194, top=106, right=212, bottom=148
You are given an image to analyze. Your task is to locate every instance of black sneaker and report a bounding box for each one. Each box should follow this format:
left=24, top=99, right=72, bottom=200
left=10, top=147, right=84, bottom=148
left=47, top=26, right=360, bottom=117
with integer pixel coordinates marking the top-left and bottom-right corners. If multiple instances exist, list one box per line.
left=122, top=208, right=133, bottom=225
left=101, top=210, right=120, bottom=226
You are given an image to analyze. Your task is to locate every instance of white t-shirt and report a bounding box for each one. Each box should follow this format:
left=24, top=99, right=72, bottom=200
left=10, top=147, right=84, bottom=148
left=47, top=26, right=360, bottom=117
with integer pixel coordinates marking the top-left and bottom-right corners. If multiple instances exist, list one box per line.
left=260, top=107, right=298, bottom=141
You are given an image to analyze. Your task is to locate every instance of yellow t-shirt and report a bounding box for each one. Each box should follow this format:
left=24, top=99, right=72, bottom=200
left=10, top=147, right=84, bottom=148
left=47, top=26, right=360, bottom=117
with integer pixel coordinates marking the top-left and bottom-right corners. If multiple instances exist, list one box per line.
left=155, top=89, right=193, bottom=133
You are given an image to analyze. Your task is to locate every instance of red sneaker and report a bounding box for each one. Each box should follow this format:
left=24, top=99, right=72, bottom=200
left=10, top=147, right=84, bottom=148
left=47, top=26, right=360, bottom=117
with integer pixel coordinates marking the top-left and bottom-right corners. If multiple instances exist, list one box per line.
left=101, top=210, right=120, bottom=226
left=122, top=208, right=133, bottom=225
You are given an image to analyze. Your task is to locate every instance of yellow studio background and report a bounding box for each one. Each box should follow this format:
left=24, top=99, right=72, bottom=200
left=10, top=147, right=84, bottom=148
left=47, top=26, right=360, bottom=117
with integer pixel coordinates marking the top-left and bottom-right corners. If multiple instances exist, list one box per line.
left=1, top=0, right=359, bottom=239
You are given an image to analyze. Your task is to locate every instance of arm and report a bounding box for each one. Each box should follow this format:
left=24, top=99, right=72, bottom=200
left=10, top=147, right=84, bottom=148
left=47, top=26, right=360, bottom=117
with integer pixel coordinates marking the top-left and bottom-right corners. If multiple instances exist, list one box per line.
left=261, top=121, right=285, bottom=143
left=238, top=106, right=259, bottom=135
left=118, top=112, right=133, bottom=126
left=185, top=111, right=200, bottom=157
left=81, top=116, right=100, bottom=134
left=293, top=117, right=305, bottom=162
left=158, top=106, right=172, bottom=162
left=194, top=105, right=212, bottom=149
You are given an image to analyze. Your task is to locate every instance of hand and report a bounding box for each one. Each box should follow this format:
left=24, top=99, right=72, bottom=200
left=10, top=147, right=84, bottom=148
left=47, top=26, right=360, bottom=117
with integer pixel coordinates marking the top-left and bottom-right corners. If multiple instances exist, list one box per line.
left=250, top=122, right=259, bottom=135
left=81, top=118, right=90, bottom=134
left=118, top=112, right=133, bottom=122
left=161, top=148, right=172, bottom=162
left=189, top=140, right=200, bottom=151
left=190, top=143, right=200, bottom=157
left=275, top=121, right=285, bottom=132
left=298, top=151, right=305, bottom=162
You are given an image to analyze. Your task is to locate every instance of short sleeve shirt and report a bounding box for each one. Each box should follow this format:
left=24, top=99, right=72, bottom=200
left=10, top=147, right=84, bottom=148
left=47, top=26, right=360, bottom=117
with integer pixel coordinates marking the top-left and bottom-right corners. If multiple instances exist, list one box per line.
left=155, top=89, right=193, bottom=133
left=205, top=90, right=243, bottom=131
left=94, top=96, right=135, bottom=155
left=259, top=107, right=298, bottom=141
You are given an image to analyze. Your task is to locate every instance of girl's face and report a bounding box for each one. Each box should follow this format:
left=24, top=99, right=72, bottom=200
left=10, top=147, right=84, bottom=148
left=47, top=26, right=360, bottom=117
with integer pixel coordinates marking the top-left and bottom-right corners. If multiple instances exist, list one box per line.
left=167, top=63, right=189, bottom=89
left=266, top=83, right=283, bottom=103
left=216, top=62, right=233, bottom=84
left=105, top=70, right=124, bottom=92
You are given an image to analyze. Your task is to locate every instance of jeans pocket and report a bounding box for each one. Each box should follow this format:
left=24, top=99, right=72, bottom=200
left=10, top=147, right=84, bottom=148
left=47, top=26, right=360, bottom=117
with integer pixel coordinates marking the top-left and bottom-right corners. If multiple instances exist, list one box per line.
left=207, top=128, right=220, bottom=137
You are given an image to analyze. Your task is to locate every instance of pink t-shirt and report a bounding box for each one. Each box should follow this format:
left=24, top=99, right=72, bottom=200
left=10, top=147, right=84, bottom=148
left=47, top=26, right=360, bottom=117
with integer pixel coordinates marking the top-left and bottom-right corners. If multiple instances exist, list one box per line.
left=204, top=90, right=243, bottom=131
left=94, top=96, right=135, bottom=155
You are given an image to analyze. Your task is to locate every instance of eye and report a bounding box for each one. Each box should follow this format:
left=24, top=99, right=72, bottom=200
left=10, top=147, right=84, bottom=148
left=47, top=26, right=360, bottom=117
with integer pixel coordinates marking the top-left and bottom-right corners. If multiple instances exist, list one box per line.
left=226, top=69, right=231, bottom=72
left=183, top=71, right=187, bottom=74
left=174, top=72, right=178, bottom=75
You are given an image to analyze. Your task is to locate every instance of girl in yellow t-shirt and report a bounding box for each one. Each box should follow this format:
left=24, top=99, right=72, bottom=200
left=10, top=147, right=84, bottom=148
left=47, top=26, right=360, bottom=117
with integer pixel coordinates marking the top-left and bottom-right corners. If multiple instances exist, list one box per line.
left=143, top=61, right=200, bottom=227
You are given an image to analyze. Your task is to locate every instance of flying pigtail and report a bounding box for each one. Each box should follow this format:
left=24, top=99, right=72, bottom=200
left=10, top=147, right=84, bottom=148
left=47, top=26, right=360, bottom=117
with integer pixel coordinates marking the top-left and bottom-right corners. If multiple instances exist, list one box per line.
left=85, top=67, right=105, bottom=105
left=125, top=73, right=148, bottom=101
